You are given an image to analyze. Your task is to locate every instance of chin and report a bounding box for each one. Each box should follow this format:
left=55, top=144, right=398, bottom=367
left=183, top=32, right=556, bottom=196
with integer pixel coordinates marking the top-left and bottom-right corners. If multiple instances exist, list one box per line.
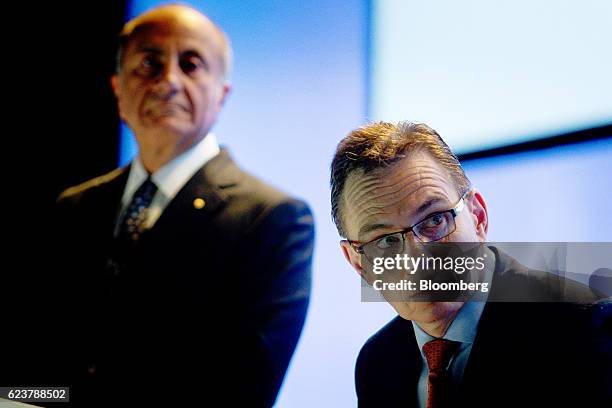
left=151, top=116, right=191, bottom=128
left=392, top=301, right=435, bottom=321
left=145, top=121, right=193, bottom=137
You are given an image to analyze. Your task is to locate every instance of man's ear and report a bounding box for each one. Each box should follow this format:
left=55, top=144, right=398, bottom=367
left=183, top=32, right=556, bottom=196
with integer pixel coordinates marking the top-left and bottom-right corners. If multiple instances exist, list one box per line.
left=219, top=81, right=232, bottom=107
left=111, top=75, right=121, bottom=98
left=467, top=189, right=489, bottom=241
left=340, top=241, right=366, bottom=279
left=110, top=75, right=126, bottom=122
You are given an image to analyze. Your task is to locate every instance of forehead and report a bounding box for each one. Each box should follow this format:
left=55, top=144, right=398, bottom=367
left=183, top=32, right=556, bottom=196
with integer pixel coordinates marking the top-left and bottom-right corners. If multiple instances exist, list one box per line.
left=123, top=17, right=222, bottom=58
left=341, top=151, right=458, bottom=239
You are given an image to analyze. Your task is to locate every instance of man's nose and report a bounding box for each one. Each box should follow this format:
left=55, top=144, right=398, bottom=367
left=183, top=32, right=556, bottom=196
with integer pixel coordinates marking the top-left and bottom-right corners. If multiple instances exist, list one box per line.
left=404, top=236, right=426, bottom=258
left=154, top=61, right=182, bottom=97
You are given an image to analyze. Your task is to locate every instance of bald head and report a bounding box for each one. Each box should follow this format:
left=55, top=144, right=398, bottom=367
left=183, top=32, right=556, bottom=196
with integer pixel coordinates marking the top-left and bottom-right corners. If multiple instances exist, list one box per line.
left=111, top=3, right=233, bottom=173
left=116, top=4, right=232, bottom=77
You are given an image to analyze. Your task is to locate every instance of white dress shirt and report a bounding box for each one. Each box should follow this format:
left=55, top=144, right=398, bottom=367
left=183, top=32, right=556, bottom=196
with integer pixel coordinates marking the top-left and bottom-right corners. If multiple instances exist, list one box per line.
left=115, top=133, right=221, bottom=235
left=412, top=247, right=495, bottom=408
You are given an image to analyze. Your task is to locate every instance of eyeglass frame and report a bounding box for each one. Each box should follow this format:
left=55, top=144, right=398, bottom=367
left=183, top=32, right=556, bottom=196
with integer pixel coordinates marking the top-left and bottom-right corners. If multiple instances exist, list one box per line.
left=343, top=189, right=471, bottom=259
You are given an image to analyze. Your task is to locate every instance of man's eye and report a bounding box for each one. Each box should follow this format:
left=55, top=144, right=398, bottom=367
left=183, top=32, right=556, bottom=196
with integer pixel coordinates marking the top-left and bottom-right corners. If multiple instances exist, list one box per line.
left=180, top=58, right=203, bottom=74
left=422, top=213, right=446, bottom=229
left=375, top=234, right=402, bottom=250
left=136, top=57, right=161, bottom=76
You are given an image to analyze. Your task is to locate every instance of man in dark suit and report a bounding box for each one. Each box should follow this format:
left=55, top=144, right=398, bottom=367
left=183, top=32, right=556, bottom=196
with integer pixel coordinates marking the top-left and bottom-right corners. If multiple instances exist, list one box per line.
left=330, top=121, right=610, bottom=407
left=53, top=5, right=314, bottom=406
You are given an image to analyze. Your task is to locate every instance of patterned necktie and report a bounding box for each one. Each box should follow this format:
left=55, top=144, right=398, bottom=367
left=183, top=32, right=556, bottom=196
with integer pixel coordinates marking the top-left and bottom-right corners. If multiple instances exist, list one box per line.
left=423, top=339, right=459, bottom=408
left=117, top=177, right=158, bottom=244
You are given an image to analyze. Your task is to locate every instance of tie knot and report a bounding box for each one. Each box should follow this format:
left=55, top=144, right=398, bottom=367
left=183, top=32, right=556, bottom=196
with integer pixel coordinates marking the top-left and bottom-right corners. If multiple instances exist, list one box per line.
left=117, top=177, right=159, bottom=243
left=136, top=177, right=158, bottom=202
left=423, top=339, right=459, bottom=371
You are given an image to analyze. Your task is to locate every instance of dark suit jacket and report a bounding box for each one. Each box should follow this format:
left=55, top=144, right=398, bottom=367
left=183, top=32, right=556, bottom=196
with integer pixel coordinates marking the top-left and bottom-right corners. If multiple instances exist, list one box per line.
left=46, top=149, right=314, bottom=406
left=355, top=247, right=611, bottom=407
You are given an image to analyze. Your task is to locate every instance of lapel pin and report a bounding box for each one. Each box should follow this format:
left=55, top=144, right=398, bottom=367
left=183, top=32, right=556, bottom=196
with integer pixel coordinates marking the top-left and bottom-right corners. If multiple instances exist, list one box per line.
left=193, top=197, right=206, bottom=209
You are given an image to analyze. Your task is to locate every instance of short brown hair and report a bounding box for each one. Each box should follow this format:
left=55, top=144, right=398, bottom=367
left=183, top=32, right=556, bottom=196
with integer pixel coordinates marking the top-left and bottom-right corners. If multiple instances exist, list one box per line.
left=330, top=121, right=471, bottom=238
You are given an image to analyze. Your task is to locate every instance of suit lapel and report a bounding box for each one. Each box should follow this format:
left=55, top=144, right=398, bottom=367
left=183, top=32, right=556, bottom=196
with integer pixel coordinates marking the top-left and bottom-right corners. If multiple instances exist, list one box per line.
left=93, top=166, right=131, bottom=240
left=145, top=148, right=241, bottom=237
left=380, top=317, right=422, bottom=406
left=457, top=249, right=528, bottom=403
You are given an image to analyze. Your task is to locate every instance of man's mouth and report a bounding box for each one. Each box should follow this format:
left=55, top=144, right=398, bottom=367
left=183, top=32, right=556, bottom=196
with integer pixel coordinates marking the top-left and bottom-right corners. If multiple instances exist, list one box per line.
left=147, top=101, right=190, bottom=116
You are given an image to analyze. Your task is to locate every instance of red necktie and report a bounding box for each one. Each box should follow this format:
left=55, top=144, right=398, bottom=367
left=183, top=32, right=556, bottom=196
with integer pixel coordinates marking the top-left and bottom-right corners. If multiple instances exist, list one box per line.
left=423, top=339, right=459, bottom=408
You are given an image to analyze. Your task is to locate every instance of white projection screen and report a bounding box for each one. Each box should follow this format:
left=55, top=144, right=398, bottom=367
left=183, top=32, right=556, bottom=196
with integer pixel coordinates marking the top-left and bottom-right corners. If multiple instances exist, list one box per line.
left=369, top=0, right=612, bottom=154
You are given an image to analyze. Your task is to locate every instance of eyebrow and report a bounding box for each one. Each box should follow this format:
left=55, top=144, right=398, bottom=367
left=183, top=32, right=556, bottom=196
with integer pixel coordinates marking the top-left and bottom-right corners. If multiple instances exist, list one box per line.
left=416, top=197, right=444, bottom=216
left=356, top=197, right=446, bottom=239
left=136, top=47, right=204, bottom=58
left=138, top=46, right=163, bottom=54
left=136, top=47, right=208, bottom=68
left=357, top=222, right=392, bottom=239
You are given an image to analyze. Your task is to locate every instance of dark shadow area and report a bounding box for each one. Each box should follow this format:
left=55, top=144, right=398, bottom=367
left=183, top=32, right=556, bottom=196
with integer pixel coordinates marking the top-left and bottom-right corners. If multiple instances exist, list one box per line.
left=3, top=2, right=127, bottom=391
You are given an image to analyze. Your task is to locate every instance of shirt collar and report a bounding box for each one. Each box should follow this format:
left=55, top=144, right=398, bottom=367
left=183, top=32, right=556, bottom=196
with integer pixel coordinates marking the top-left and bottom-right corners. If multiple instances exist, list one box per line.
left=122, top=133, right=220, bottom=206
left=151, top=133, right=220, bottom=200
left=412, top=302, right=485, bottom=352
left=121, top=156, right=149, bottom=208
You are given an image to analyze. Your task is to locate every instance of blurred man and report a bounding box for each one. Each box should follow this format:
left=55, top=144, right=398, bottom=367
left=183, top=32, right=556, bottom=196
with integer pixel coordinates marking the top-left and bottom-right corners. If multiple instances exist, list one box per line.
left=55, top=5, right=313, bottom=406
left=331, top=121, right=610, bottom=407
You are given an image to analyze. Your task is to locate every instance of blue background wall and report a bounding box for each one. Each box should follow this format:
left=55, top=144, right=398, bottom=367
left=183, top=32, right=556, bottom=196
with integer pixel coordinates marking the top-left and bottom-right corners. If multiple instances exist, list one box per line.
left=122, top=1, right=611, bottom=406
left=368, top=0, right=612, bottom=153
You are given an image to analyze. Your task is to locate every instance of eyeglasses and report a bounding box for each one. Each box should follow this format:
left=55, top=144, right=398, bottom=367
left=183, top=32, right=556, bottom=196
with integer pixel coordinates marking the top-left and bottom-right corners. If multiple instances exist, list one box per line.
left=344, top=190, right=470, bottom=262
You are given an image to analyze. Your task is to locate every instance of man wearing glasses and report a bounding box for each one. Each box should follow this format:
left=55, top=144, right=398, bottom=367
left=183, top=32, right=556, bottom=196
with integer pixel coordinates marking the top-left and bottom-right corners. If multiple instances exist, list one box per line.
left=330, top=121, right=610, bottom=407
